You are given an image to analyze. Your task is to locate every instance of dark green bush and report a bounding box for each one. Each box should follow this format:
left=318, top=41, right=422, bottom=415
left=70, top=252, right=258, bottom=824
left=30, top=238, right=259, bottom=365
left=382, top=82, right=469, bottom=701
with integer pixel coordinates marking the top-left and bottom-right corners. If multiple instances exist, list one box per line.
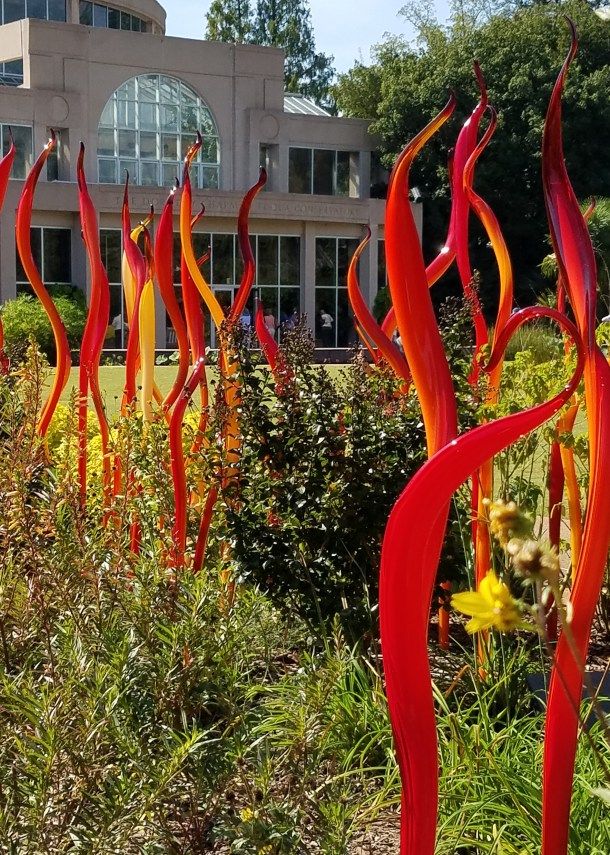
left=1, top=292, right=87, bottom=359
left=215, top=312, right=474, bottom=638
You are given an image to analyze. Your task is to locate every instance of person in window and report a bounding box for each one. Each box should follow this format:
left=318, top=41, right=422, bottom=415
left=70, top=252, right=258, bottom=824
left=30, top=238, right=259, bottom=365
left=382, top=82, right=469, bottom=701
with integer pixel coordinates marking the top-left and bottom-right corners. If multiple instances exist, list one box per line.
left=240, top=307, right=251, bottom=329
left=112, top=312, right=123, bottom=348
left=319, top=308, right=334, bottom=347
left=264, top=307, right=276, bottom=340
left=285, top=309, right=299, bottom=331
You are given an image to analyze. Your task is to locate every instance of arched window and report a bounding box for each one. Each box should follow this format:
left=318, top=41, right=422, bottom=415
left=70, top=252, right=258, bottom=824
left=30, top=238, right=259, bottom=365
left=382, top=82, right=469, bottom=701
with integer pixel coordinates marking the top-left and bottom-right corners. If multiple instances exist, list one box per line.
left=97, top=74, right=220, bottom=189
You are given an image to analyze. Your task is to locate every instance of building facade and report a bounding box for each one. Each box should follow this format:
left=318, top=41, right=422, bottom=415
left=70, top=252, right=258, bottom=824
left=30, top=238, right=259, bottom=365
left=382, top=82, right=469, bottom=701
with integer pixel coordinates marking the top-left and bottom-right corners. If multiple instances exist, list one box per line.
left=0, top=0, right=420, bottom=349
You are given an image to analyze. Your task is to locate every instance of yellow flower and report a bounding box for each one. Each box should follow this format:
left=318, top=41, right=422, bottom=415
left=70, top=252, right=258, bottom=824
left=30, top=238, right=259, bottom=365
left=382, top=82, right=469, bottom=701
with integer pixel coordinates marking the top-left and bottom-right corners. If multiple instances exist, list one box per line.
left=452, top=570, right=529, bottom=634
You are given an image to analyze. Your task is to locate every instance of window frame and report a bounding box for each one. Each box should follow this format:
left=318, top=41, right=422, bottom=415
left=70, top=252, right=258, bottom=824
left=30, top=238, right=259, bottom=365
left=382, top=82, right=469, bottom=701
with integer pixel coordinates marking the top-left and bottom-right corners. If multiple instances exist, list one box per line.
left=1, top=0, right=66, bottom=23
left=167, top=231, right=301, bottom=348
left=288, top=146, right=357, bottom=197
left=314, top=235, right=359, bottom=348
left=97, top=74, right=220, bottom=190
left=1, top=123, right=33, bottom=180
left=15, top=225, right=72, bottom=291
left=79, top=1, right=147, bottom=31
left=0, top=58, right=23, bottom=86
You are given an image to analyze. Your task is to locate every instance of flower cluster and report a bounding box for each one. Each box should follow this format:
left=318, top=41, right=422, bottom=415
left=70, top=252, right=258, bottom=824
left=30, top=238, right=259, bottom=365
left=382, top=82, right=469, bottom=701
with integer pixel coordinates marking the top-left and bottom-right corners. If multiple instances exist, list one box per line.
left=452, top=499, right=562, bottom=635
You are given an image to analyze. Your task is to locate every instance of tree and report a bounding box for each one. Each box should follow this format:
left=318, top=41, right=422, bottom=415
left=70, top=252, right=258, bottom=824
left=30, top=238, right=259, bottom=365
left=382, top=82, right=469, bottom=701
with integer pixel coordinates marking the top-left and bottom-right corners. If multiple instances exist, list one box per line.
left=333, top=0, right=610, bottom=308
left=205, top=0, right=254, bottom=43
left=205, top=0, right=335, bottom=105
left=253, top=1, right=334, bottom=102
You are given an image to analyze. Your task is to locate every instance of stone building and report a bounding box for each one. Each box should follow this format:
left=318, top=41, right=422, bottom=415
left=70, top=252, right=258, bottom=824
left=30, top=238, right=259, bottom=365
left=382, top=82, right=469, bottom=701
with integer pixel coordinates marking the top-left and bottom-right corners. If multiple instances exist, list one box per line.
left=0, top=0, right=419, bottom=349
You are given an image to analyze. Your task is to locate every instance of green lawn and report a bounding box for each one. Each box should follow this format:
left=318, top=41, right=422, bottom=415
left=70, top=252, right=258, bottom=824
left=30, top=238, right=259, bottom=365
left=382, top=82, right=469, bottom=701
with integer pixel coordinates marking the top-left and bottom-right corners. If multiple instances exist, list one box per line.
left=58, top=364, right=348, bottom=417
left=59, top=366, right=192, bottom=416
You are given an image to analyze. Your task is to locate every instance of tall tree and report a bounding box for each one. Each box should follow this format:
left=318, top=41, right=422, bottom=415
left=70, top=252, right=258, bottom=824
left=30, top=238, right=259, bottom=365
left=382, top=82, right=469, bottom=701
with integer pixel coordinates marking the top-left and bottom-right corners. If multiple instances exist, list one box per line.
left=205, top=0, right=254, bottom=43
left=334, top=0, right=610, bottom=306
left=253, top=0, right=334, bottom=102
left=205, top=0, right=334, bottom=104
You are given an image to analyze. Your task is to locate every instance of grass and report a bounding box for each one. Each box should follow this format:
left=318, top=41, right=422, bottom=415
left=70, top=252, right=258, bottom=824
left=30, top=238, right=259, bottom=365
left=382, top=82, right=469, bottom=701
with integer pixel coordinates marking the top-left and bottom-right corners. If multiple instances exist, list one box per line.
left=59, top=366, right=192, bottom=415
left=58, top=364, right=349, bottom=416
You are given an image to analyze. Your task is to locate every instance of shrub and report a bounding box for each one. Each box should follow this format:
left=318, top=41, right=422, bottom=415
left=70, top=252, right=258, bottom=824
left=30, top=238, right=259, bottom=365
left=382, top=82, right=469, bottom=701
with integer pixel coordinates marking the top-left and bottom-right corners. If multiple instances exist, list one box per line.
left=214, top=313, right=474, bottom=638
left=1, top=292, right=87, bottom=359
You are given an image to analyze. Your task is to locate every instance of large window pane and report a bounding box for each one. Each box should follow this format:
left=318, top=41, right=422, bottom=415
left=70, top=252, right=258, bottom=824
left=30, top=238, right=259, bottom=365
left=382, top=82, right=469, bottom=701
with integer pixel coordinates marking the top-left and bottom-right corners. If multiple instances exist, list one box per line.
left=0, top=59, right=24, bottom=85
left=199, top=112, right=216, bottom=138
left=162, top=163, right=179, bottom=187
left=16, top=228, right=41, bottom=284
left=200, top=165, right=219, bottom=189
left=119, top=159, right=137, bottom=182
left=93, top=3, right=107, bottom=27
left=47, top=0, right=66, bottom=20
left=235, top=235, right=255, bottom=285
left=201, top=137, right=218, bottom=164
left=313, top=149, right=334, bottom=196
left=289, top=148, right=311, bottom=194
left=117, top=100, right=136, bottom=129
left=139, top=102, right=158, bottom=132
left=337, top=238, right=358, bottom=286
left=280, top=236, right=300, bottom=286
left=212, top=234, right=233, bottom=286
left=181, top=104, right=198, bottom=133
left=337, top=288, right=354, bottom=347
left=99, top=99, right=114, bottom=127
left=79, top=1, right=93, bottom=25
left=315, top=289, right=336, bottom=347
left=98, top=157, right=117, bottom=183
left=257, top=235, right=278, bottom=287
left=161, top=104, right=178, bottom=133
left=161, top=134, right=178, bottom=161
left=117, top=78, right=136, bottom=99
left=27, top=0, right=47, bottom=20
left=138, top=75, right=158, bottom=103
left=4, top=0, right=25, bottom=23
left=139, top=131, right=157, bottom=160
left=100, top=229, right=121, bottom=282
left=315, top=238, right=336, bottom=288
left=118, top=129, right=136, bottom=157
left=109, top=283, right=125, bottom=346
left=43, top=228, right=71, bottom=283
left=3, top=125, right=33, bottom=179
left=107, top=7, right=120, bottom=28
left=279, top=288, right=300, bottom=331
left=336, top=151, right=350, bottom=196
left=97, top=128, right=115, bottom=157
left=140, top=161, right=158, bottom=186
left=160, top=76, right=180, bottom=104
left=120, top=11, right=131, bottom=30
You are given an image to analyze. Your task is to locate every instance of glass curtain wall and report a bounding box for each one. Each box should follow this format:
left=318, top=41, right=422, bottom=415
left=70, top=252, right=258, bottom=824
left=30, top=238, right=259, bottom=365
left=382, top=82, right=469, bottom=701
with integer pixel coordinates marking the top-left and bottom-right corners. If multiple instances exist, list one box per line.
left=314, top=237, right=358, bottom=347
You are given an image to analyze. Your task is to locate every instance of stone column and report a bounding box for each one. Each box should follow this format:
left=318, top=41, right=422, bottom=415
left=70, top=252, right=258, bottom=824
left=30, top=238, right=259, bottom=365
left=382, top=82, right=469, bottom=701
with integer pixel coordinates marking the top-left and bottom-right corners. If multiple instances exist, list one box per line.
left=303, top=221, right=316, bottom=335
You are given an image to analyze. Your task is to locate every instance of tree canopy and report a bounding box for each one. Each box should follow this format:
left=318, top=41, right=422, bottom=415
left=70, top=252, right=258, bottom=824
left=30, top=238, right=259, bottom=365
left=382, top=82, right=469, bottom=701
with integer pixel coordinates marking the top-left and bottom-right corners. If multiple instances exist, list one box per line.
left=205, top=0, right=254, bottom=42
left=205, top=0, right=334, bottom=105
left=333, top=0, right=610, bottom=306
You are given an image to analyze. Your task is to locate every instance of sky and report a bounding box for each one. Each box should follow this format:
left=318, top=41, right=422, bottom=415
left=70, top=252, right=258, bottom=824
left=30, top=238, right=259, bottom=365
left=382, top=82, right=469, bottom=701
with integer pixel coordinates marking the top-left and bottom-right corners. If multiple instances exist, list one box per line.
left=164, top=1, right=451, bottom=74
